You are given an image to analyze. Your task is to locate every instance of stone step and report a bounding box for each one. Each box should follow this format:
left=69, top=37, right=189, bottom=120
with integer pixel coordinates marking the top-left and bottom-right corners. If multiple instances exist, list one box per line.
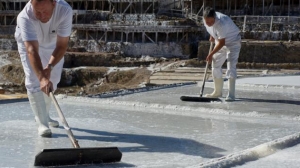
left=150, top=67, right=265, bottom=85
left=149, top=79, right=196, bottom=85
left=0, top=93, right=27, bottom=100
left=150, top=75, right=206, bottom=80
left=152, top=72, right=206, bottom=77
left=152, top=71, right=261, bottom=78
left=175, top=69, right=263, bottom=73
left=167, top=67, right=264, bottom=73
left=158, top=69, right=263, bottom=75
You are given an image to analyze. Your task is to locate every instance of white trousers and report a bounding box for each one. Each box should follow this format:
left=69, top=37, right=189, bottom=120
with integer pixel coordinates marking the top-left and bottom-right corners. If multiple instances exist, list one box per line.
left=212, top=42, right=241, bottom=79
left=19, top=49, right=64, bottom=93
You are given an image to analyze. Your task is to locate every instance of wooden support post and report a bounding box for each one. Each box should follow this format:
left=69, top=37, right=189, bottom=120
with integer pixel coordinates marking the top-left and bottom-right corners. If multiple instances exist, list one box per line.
left=141, top=0, right=143, bottom=14
left=153, top=0, right=155, bottom=14
left=185, top=32, right=188, bottom=42
left=252, top=0, right=254, bottom=15
left=132, top=32, right=134, bottom=43
left=120, top=2, right=122, bottom=14
left=105, top=31, right=107, bottom=42
left=177, top=31, right=179, bottom=43
left=126, top=32, right=128, bottom=42
left=113, top=31, right=115, bottom=41
left=191, top=0, right=193, bottom=16
left=155, top=32, right=158, bottom=43
left=145, top=33, right=156, bottom=44
left=235, top=0, right=237, bottom=14
left=288, top=0, right=290, bottom=16
left=227, top=0, right=229, bottom=14
left=166, top=33, right=169, bottom=43
left=280, top=0, right=285, bottom=15
left=102, top=0, right=104, bottom=11
left=270, top=15, right=273, bottom=32
left=243, top=15, right=247, bottom=32
left=181, top=0, right=184, bottom=16
left=121, top=32, right=123, bottom=42
left=203, top=0, right=205, bottom=14
left=271, top=0, right=274, bottom=15
left=86, top=31, right=88, bottom=40
left=75, top=13, right=78, bottom=24
left=142, top=32, right=145, bottom=43
left=85, top=0, right=87, bottom=10
left=96, top=31, right=98, bottom=41
left=109, top=2, right=111, bottom=12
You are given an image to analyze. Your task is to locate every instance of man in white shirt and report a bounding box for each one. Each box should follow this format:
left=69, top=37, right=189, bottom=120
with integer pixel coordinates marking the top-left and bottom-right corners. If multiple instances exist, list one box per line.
left=203, top=7, right=241, bottom=102
left=15, top=0, right=72, bottom=137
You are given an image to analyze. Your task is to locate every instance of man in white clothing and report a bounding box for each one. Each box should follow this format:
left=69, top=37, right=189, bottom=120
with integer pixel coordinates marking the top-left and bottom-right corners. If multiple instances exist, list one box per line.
left=15, top=0, right=72, bottom=137
left=203, top=7, right=241, bottom=101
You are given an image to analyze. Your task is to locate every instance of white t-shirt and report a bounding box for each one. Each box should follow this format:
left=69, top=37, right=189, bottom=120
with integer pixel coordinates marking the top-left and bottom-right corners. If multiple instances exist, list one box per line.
left=15, top=0, right=72, bottom=53
left=204, top=12, right=240, bottom=45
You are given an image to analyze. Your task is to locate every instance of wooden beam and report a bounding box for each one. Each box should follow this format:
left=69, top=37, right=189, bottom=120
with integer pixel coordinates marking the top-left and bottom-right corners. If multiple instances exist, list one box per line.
left=145, top=33, right=156, bottom=44
left=0, top=94, right=27, bottom=100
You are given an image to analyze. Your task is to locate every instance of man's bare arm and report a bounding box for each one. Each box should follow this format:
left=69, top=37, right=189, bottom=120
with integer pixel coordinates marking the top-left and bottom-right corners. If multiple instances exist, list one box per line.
left=24, top=41, right=47, bottom=81
left=24, top=40, right=53, bottom=94
left=48, top=35, right=69, bottom=66
left=209, top=36, right=215, bottom=42
left=206, top=38, right=225, bottom=62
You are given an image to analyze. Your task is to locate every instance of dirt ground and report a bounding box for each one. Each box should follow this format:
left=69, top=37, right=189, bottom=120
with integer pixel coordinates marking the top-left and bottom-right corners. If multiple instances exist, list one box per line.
left=0, top=50, right=299, bottom=97
left=55, top=67, right=152, bottom=96
left=0, top=51, right=156, bottom=96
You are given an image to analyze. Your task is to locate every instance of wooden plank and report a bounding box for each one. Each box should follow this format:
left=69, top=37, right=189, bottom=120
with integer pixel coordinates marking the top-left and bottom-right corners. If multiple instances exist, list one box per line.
left=153, top=70, right=262, bottom=76
left=150, top=75, right=205, bottom=80
left=0, top=94, right=27, bottom=100
left=152, top=72, right=205, bottom=76
left=149, top=80, right=196, bottom=85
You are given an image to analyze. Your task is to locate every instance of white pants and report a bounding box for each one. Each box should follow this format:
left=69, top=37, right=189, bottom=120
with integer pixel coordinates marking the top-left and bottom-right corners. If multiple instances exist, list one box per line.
left=19, top=49, right=64, bottom=93
left=212, top=42, right=241, bottom=79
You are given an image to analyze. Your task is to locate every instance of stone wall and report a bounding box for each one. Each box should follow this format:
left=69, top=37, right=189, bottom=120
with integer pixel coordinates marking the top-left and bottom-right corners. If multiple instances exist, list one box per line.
left=197, top=41, right=300, bottom=65
left=0, top=39, right=17, bottom=50
left=121, top=42, right=190, bottom=58
left=73, top=40, right=191, bottom=58
left=242, top=31, right=300, bottom=41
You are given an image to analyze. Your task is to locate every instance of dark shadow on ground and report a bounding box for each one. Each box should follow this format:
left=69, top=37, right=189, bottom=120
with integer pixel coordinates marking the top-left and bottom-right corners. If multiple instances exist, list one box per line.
left=238, top=98, right=300, bottom=106
left=0, top=98, right=28, bottom=104
left=34, top=133, right=135, bottom=168
left=64, top=127, right=226, bottom=159
left=34, top=162, right=135, bottom=168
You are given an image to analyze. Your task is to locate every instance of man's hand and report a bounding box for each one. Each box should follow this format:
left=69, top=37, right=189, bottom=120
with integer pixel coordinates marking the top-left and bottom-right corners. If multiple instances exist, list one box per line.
left=209, top=36, right=215, bottom=42
left=40, top=77, right=53, bottom=96
left=206, top=38, right=225, bottom=63
left=44, top=65, right=52, bottom=79
left=206, top=53, right=213, bottom=63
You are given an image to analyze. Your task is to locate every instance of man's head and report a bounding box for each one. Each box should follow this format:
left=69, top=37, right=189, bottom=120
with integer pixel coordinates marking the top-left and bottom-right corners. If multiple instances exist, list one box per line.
left=31, top=0, right=56, bottom=23
left=203, top=7, right=216, bottom=27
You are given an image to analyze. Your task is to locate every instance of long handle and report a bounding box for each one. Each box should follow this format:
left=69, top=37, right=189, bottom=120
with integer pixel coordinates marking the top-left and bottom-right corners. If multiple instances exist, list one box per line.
left=50, top=92, right=80, bottom=148
left=200, top=42, right=214, bottom=97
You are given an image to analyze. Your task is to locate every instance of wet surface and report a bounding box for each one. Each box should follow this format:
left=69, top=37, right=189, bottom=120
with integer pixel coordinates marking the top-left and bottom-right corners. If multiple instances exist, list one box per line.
left=1, top=81, right=300, bottom=167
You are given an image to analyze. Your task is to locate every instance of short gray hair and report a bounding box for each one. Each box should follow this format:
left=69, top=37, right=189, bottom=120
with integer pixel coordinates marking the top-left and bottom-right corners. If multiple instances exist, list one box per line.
left=203, top=7, right=216, bottom=18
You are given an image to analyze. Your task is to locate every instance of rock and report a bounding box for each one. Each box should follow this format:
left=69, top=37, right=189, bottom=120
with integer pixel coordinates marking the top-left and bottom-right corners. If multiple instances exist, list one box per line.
left=0, top=88, right=4, bottom=94
left=262, top=70, right=269, bottom=75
